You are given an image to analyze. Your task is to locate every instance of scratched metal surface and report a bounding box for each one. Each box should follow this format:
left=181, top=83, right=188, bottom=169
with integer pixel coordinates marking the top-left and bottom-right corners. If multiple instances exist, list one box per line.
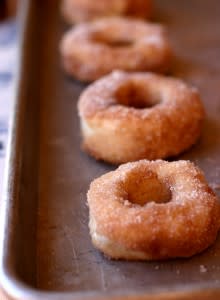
left=1, top=0, right=220, bottom=299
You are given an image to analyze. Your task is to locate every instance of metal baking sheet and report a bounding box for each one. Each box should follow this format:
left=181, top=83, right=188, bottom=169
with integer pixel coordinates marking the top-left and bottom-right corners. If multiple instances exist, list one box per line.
left=1, top=0, right=220, bottom=299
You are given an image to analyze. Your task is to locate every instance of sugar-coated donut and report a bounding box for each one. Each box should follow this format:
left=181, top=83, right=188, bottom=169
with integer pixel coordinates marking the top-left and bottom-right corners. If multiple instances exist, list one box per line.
left=61, top=0, right=152, bottom=24
left=60, top=17, right=171, bottom=82
left=78, top=71, right=205, bottom=164
left=87, top=160, right=220, bottom=260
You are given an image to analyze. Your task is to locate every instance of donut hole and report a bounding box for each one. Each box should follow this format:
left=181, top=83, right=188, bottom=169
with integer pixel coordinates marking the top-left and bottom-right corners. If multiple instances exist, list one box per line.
left=116, top=82, right=160, bottom=109
left=93, top=33, right=134, bottom=48
left=124, top=170, right=171, bottom=206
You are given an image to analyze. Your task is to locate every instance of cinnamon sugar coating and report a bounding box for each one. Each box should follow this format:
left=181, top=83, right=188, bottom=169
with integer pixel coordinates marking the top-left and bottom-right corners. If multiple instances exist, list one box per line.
left=87, top=160, right=220, bottom=260
left=61, top=0, right=152, bottom=24
left=78, top=71, right=205, bottom=164
left=60, top=17, right=171, bottom=82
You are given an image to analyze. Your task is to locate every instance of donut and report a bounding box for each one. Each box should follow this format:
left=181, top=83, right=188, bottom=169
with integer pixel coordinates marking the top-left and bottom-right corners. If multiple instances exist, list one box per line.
left=61, top=0, right=152, bottom=24
left=87, top=160, right=220, bottom=260
left=60, top=17, right=171, bottom=82
left=78, top=71, right=205, bottom=164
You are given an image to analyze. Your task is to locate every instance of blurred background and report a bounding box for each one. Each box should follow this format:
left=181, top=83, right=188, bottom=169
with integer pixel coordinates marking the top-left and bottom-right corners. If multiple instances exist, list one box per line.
left=0, top=0, right=17, bottom=194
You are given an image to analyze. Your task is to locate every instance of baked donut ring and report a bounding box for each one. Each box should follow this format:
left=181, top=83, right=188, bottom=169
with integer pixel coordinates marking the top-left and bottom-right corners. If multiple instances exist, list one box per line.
left=60, top=17, right=171, bottom=82
left=78, top=71, right=205, bottom=164
left=88, top=160, right=220, bottom=260
left=61, top=0, right=152, bottom=24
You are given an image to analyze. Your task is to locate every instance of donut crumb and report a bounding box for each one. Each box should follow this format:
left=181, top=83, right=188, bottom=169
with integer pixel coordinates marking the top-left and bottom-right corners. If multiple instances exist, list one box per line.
left=200, top=265, right=207, bottom=273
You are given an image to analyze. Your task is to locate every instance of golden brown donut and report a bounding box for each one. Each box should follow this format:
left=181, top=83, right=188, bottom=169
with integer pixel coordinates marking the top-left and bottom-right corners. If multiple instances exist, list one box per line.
left=60, top=17, right=171, bottom=82
left=87, top=160, right=220, bottom=260
left=61, top=0, right=152, bottom=24
left=78, top=71, right=205, bottom=164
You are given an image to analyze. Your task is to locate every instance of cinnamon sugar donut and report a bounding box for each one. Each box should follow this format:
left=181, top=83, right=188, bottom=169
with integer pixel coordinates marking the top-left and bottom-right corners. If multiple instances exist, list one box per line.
left=60, top=17, right=171, bottom=82
left=61, top=0, right=152, bottom=24
left=78, top=71, right=205, bottom=164
left=88, top=160, right=220, bottom=260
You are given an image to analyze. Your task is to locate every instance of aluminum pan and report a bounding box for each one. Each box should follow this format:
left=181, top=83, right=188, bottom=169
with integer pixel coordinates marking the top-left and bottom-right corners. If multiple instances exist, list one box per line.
left=1, top=0, right=220, bottom=299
